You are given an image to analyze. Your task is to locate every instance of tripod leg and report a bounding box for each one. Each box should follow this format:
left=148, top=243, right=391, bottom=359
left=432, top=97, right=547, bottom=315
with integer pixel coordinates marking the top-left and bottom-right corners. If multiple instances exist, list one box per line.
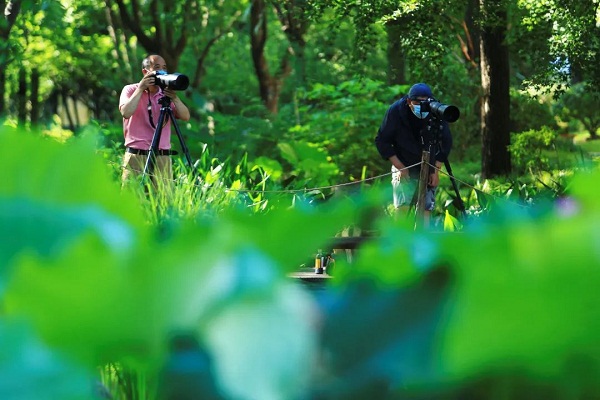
left=444, top=159, right=467, bottom=217
left=142, top=107, right=169, bottom=182
left=167, top=108, right=198, bottom=179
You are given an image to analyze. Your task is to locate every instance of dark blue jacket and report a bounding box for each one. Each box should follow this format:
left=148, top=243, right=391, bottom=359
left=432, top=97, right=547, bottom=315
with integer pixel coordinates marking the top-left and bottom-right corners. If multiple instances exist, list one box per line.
left=375, top=96, right=453, bottom=178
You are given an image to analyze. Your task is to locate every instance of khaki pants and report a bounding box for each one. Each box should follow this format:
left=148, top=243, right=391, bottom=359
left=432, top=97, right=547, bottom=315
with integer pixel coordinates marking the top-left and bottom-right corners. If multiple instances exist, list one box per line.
left=121, top=152, right=172, bottom=189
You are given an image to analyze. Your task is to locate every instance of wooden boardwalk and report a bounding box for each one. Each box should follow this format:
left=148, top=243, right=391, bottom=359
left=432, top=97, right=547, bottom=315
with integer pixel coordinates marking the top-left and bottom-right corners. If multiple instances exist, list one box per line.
left=288, top=232, right=377, bottom=283
left=289, top=269, right=333, bottom=282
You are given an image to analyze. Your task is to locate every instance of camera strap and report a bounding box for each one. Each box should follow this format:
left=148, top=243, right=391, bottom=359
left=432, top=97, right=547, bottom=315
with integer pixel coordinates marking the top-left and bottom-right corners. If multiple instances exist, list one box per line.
left=147, top=91, right=169, bottom=129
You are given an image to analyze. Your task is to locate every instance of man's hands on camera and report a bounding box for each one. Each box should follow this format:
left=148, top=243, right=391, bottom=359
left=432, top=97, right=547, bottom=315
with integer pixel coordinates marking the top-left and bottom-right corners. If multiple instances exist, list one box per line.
left=163, top=86, right=191, bottom=121
left=139, top=72, right=158, bottom=91
left=141, top=72, right=180, bottom=101
left=162, top=88, right=180, bottom=101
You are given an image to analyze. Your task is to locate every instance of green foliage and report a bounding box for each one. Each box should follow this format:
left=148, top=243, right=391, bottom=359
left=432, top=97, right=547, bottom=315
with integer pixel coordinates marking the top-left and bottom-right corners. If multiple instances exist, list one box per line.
left=509, top=126, right=557, bottom=173
left=123, top=147, right=288, bottom=223
left=4, top=0, right=600, bottom=397
left=293, top=79, right=404, bottom=181
left=277, top=139, right=340, bottom=188
left=0, top=320, right=93, bottom=399
left=304, top=13, right=387, bottom=84
left=316, top=174, right=600, bottom=397
left=576, top=135, right=600, bottom=153
left=192, top=111, right=275, bottom=160
left=443, top=210, right=463, bottom=231
left=553, top=83, right=600, bottom=139
left=432, top=164, right=573, bottom=228
left=0, top=125, right=358, bottom=398
left=4, top=122, right=600, bottom=399
left=517, top=0, right=600, bottom=92
left=5, top=0, right=120, bottom=124
left=192, top=79, right=411, bottom=192
left=511, top=0, right=555, bottom=82
left=432, top=207, right=600, bottom=395
left=510, top=88, right=556, bottom=134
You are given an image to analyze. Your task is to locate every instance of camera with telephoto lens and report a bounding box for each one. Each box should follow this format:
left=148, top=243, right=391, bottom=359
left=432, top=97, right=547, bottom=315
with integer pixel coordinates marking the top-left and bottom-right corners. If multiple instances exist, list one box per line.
left=154, top=71, right=190, bottom=91
left=420, top=98, right=460, bottom=122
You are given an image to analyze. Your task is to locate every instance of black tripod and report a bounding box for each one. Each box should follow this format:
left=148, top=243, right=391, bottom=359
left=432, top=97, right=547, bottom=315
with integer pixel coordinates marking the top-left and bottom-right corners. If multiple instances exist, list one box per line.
left=142, top=95, right=196, bottom=183
left=423, top=115, right=467, bottom=218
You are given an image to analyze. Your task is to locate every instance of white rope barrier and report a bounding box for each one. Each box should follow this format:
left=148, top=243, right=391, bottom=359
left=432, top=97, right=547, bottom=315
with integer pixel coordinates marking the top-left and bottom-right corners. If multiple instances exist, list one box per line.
left=110, top=157, right=538, bottom=210
left=111, top=159, right=422, bottom=194
left=427, top=162, right=532, bottom=208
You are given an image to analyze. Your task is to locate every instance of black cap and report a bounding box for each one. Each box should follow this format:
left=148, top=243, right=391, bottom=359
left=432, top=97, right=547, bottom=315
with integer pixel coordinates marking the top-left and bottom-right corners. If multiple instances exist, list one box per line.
left=408, top=83, right=433, bottom=99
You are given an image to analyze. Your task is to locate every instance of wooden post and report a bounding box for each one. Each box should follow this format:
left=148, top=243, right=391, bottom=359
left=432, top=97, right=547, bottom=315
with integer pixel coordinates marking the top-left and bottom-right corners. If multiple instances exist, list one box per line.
left=415, top=150, right=430, bottom=230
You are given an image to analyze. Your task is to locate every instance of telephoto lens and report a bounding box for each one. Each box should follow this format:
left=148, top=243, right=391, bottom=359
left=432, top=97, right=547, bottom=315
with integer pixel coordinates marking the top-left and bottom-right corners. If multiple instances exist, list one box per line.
left=155, top=71, right=189, bottom=91
left=421, top=100, right=460, bottom=122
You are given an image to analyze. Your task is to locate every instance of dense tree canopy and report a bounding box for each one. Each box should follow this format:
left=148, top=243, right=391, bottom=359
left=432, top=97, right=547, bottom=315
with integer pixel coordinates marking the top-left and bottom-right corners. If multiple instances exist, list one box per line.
left=0, top=0, right=598, bottom=179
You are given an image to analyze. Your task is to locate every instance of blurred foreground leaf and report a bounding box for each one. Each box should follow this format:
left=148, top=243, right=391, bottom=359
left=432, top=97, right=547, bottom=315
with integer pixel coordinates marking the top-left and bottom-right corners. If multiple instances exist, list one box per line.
left=0, top=321, right=94, bottom=400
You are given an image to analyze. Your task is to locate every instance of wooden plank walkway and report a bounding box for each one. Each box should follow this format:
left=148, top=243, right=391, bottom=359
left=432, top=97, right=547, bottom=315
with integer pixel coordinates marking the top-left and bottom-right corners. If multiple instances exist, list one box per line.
left=288, top=270, right=333, bottom=282
left=289, top=232, right=378, bottom=282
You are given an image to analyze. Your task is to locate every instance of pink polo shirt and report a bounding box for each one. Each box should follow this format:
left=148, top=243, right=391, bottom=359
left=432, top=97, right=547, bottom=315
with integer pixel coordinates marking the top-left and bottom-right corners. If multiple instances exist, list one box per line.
left=119, top=84, right=176, bottom=150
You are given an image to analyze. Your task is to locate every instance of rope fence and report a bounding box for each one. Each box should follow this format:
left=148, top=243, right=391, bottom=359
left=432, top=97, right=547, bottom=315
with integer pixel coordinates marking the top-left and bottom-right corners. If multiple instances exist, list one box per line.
left=425, top=161, right=532, bottom=209
left=109, top=157, right=535, bottom=209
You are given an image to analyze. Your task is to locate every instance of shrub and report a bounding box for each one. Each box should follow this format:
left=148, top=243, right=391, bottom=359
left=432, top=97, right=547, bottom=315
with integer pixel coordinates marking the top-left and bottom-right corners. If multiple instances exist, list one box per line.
left=509, top=126, right=557, bottom=174
left=510, top=88, right=556, bottom=134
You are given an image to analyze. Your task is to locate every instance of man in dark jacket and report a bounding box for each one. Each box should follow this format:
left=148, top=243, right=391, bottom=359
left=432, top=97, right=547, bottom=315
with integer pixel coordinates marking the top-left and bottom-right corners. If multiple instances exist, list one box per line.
left=374, top=83, right=453, bottom=219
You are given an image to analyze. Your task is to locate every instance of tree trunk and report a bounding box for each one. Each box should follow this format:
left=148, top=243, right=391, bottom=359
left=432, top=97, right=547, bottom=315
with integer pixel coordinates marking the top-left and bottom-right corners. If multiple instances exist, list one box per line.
left=271, top=1, right=310, bottom=88
left=17, top=67, right=27, bottom=126
left=0, top=69, right=5, bottom=115
left=250, top=0, right=292, bottom=114
left=62, top=91, right=75, bottom=131
left=464, top=0, right=480, bottom=67
left=30, top=68, right=40, bottom=126
left=72, top=95, right=81, bottom=129
left=104, top=2, right=134, bottom=81
left=386, top=24, right=406, bottom=85
left=1, top=0, right=23, bottom=116
left=191, top=32, right=229, bottom=90
left=480, top=0, right=511, bottom=178
left=190, top=6, right=243, bottom=90
left=45, top=90, right=59, bottom=122
left=111, top=0, right=190, bottom=71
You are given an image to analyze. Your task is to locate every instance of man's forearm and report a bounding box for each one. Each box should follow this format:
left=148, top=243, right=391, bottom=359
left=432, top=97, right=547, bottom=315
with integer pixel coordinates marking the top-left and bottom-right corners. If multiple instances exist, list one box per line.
left=172, top=98, right=190, bottom=121
left=388, top=155, right=405, bottom=171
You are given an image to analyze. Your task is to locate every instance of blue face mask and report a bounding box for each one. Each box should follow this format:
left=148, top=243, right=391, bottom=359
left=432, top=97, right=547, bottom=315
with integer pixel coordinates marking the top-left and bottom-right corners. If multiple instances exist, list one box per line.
left=411, top=104, right=429, bottom=119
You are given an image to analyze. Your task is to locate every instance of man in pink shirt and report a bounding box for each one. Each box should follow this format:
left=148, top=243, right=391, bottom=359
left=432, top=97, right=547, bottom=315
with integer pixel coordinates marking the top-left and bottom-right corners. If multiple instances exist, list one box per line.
left=119, top=54, right=190, bottom=186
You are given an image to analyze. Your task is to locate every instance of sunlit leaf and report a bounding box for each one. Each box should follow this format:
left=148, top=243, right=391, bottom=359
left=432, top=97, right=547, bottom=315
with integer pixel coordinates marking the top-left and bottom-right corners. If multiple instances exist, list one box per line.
left=443, top=210, right=462, bottom=231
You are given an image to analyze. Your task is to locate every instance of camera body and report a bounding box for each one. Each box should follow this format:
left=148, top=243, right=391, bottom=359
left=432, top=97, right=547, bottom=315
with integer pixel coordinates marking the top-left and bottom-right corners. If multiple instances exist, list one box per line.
left=154, top=71, right=190, bottom=91
left=420, top=98, right=460, bottom=122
